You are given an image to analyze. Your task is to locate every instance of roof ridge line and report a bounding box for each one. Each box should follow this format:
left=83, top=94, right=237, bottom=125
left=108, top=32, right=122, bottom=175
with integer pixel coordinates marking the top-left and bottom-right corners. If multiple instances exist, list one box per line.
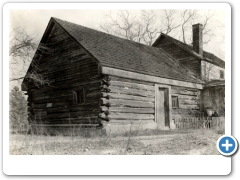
left=52, top=17, right=149, bottom=47
left=161, top=33, right=204, bottom=60
left=49, top=17, right=204, bottom=84
left=160, top=33, right=225, bottom=67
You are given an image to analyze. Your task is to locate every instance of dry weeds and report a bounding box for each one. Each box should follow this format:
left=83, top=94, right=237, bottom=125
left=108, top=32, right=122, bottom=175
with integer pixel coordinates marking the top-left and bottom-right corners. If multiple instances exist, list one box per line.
left=9, top=128, right=222, bottom=155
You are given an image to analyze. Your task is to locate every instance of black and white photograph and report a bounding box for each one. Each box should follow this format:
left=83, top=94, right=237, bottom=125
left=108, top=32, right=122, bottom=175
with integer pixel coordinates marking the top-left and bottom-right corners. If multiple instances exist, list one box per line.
left=3, top=2, right=237, bottom=176
left=8, top=7, right=227, bottom=156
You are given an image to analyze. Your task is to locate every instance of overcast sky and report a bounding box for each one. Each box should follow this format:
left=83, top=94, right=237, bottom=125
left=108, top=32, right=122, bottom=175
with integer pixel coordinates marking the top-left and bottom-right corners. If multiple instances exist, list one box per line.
left=10, top=9, right=225, bottom=57
left=10, top=9, right=108, bottom=38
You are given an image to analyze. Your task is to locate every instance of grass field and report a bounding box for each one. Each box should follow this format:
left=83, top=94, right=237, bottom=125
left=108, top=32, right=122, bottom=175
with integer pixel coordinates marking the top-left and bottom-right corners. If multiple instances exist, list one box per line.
left=9, top=128, right=224, bottom=155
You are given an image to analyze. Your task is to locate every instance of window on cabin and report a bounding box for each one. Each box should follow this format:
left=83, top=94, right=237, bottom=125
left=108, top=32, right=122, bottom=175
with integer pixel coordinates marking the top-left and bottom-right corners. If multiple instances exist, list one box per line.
left=72, top=89, right=85, bottom=104
left=220, top=70, right=224, bottom=79
left=78, top=90, right=85, bottom=104
left=73, top=91, right=78, bottom=104
left=172, top=96, right=179, bottom=108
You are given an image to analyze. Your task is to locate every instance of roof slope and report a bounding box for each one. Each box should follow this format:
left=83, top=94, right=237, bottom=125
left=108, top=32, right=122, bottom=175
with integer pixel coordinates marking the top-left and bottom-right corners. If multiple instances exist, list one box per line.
left=52, top=18, right=202, bottom=84
left=153, top=33, right=225, bottom=68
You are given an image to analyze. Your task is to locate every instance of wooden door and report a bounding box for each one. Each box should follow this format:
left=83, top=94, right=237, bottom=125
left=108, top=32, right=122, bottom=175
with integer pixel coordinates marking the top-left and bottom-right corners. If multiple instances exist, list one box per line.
left=156, top=88, right=169, bottom=128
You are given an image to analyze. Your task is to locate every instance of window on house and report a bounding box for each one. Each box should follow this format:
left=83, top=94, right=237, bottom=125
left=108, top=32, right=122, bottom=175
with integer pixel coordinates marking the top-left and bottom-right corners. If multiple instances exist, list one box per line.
left=172, top=96, right=179, bottom=108
left=220, top=70, right=224, bottom=79
left=78, top=90, right=85, bottom=104
left=72, top=89, right=85, bottom=104
left=73, top=91, right=78, bottom=104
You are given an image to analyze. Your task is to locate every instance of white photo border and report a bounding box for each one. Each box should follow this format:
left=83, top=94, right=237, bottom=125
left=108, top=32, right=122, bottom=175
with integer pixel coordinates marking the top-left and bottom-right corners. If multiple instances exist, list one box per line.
left=3, top=2, right=231, bottom=176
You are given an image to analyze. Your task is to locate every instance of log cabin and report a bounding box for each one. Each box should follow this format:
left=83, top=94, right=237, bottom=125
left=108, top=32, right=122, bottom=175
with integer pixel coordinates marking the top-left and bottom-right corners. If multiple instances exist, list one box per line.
left=21, top=18, right=224, bottom=133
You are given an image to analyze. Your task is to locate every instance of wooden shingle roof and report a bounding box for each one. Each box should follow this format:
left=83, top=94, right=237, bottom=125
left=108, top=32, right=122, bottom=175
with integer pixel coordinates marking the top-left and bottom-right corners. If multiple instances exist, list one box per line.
left=50, top=18, right=203, bottom=84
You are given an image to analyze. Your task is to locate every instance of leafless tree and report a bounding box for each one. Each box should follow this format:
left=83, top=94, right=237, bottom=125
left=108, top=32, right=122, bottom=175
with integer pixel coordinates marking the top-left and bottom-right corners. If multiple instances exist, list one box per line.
left=202, top=61, right=215, bottom=82
left=100, top=9, right=221, bottom=47
left=100, top=9, right=225, bottom=85
left=201, top=10, right=216, bottom=44
left=161, top=10, right=181, bottom=35
left=9, top=27, right=53, bottom=88
left=179, top=9, right=220, bottom=46
left=10, top=27, right=37, bottom=71
left=180, top=9, right=197, bottom=44
left=100, top=10, right=139, bottom=41
left=140, top=10, right=161, bottom=45
left=100, top=10, right=181, bottom=45
left=100, top=10, right=187, bottom=46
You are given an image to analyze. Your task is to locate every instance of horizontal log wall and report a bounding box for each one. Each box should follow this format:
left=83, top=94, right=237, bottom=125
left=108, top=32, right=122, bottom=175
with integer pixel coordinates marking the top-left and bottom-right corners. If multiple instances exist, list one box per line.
left=26, top=22, right=106, bottom=126
left=28, top=77, right=110, bottom=125
left=98, top=76, right=155, bottom=124
left=171, top=86, right=201, bottom=119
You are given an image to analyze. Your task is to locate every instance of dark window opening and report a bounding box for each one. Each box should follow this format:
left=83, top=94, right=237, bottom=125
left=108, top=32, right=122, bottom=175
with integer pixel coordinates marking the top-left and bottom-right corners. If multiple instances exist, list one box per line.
left=73, top=91, right=78, bottom=104
left=78, top=90, right=85, bottom=104
left=73, top=89, right=85, bottom=104
left=220, top=70, right=224, bottom=79
left=172, top=96, right=179, bottom=108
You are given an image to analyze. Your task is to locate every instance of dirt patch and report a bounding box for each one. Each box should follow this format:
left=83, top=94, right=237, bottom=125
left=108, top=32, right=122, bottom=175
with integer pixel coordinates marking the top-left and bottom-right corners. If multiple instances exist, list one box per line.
left=9, top=129, right=223, bottom=155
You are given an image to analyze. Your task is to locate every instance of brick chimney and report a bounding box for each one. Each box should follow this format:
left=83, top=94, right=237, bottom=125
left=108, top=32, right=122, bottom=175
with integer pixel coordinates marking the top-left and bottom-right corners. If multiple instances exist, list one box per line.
left=192, top=23, right=203, bottom=56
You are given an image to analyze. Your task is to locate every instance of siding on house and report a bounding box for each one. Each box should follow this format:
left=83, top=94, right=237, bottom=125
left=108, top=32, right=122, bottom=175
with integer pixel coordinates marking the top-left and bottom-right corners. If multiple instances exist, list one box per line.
left=201, top=60, right=225, bottom=81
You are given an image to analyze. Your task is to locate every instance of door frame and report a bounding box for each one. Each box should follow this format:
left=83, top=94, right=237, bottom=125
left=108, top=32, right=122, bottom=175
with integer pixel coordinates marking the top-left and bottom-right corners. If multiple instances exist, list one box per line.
left=155, top=84, right=172, bottom=129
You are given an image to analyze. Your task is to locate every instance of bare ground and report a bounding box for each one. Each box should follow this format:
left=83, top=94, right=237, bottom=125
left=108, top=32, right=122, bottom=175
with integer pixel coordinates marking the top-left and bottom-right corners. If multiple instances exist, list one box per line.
left=9, top=129, right=224, bottom=155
